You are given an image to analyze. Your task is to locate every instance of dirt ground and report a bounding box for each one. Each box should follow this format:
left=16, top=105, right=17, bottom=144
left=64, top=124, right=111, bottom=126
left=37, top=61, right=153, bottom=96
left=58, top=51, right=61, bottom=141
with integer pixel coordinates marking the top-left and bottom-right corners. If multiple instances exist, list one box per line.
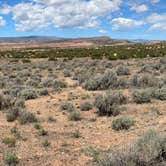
left=0, top=74, right=165, bottom=165
left=0, top=57, right=165, bottom=165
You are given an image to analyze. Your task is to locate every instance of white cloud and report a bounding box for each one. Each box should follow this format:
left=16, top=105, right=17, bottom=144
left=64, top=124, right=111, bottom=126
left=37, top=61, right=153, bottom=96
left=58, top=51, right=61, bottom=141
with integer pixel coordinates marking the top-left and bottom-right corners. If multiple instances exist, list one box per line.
left=150, top=0, right=160, bottom=3
left=147, top=13, right=166, bottom=31
left=32, top=0, right=69, bottom=5
left=111, top=17, right=144, bottom=31
left=99, top=29, right=108, bottom=34
left=149, top=22, right=166, bottom=31
left=0, top=0, right=122, bottom=31
left=130, top=4, right=149, bottom=13
left=147, top=13, right=166, bottom=23
left=0, top=5, right=11, bottom=14
left=0, top=16, right=6, bottom=26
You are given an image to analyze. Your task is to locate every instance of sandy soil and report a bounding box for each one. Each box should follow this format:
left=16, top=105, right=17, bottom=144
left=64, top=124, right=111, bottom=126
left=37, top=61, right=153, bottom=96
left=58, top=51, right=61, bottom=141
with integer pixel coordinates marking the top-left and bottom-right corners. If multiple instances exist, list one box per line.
left=0, top=75, right=165, bottom=165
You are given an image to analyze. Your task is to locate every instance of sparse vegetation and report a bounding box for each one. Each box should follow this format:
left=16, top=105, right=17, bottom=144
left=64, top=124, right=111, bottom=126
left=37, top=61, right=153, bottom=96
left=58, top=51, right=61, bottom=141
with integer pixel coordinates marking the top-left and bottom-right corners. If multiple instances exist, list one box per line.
left=4, top=152, right=19, bottom=165
left=42, top=140, right=51, bottom=147
left=112, top=117, right=135, bottom=131
left=98, top=130, right=166, bottom=166
left=80, top=101, right=93, bottom=111
left=38, top=129, right=48, bottom=136
left=60, top=102, right=75, bottom=112
left=133, top=89, right=152, bottom=104
left=2, top=137, right=16, bottom=147
left=94, top=91, right=127, bottom=116
left=19, top=111, right=37, bottom=124
left=0, top=47, right=165, bottom=165
left=69, top=111, right=82, bottom=121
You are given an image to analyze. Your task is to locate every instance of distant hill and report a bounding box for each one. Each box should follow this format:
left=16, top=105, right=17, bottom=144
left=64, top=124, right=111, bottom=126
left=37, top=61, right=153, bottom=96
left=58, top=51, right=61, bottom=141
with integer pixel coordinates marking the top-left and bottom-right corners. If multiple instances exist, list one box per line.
left=0, top=36, right=129, bottom=45
left=0, top=36, right=64, bottom=43
left=0, top=36, right=164, bottom=44
left=0, top=36, right=164, bottom=50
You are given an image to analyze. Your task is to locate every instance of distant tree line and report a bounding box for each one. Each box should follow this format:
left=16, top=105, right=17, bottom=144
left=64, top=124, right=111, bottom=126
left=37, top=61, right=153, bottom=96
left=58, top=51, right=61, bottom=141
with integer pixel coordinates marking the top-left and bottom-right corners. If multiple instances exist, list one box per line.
left=0, top=43, right=166, bottom=60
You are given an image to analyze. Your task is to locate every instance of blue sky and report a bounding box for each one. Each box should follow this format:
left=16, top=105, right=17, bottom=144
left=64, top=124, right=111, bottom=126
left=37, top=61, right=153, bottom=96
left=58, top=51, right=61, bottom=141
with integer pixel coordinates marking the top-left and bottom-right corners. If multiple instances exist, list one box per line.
left=0, top=0, right=166, bottom=40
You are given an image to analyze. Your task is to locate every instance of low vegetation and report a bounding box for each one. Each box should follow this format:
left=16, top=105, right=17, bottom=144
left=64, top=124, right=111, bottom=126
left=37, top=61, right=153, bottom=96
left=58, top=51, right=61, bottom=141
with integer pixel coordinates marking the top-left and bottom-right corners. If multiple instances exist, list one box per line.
left=94, top=91, right=127, bottom=116
left=0, top=48, right=165, bottom=165
left=112, top=117, right=135, bottom=131
left=98, top=130, right=166, bottom=166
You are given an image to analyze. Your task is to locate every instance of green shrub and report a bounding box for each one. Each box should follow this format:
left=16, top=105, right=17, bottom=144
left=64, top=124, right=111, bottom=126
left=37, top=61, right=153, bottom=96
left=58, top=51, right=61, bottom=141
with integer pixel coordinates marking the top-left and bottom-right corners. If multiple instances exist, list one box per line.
left=47, top=116, right=56, bottom=122
left=133, top=89, right=152, bottom=104
left=63, top=70, right=71, bottom=77
left=60, top=102, right=75, bottom=112
left=134, top=130, right=166, bottom=164
left=69, top=111, right=81, bottom=121
left=4, top=152, right=19, bottom=165
left=0, top=93, right=13, bottom=110
left=131, top=74, right=158, bottom=88
left=72, top=130, right=81, bottom=138
left=98, top=130, right=166, bottom=166
left=53, top=80, right=67, bottom=91
left=34, top=123, right=42, bottom=130
left=21, top=59, right=31, bottom=63
left=153, top=88, right=166, bottom=100
left=42, top=78, right=53, bottom=87
left=112, top=117, right=135, bottom=131
left=116, top=65, right=130, bottom=76
left=80, top=102, right=93, bottom=111
left=84, top=70, right=118, bottom=90
left=42, top=140, right=50, bottom=147
left=10, top=126, right=21, bottom=139
left=19, top=111, right=37, bottom=124
left=14, top=99, right=25, bottom=108
left=20, top=89, right=37, bottom=100
left=94, top=91, right=127, bottom=116
left=38, top=129, right=48, bottom=136
left=38, top=88, right=49, bottom=96
left=6, top=107, right=20, bottom=122
left=2, top=137, right=16, bottom=147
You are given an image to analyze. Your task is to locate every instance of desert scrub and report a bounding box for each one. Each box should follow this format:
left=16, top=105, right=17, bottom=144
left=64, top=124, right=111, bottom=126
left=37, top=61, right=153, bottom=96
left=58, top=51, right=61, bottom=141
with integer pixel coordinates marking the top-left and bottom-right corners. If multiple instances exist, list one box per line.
left=116, top=65, right=130, bottom=76
left=14, top=99, right=25, bottom=108
left=34, top=123, right=42, bottom=130
left=68, top=111, right=81, bottom=121
left=42, top=78, right=54, bottom=87
left=133, top=89, right=152, bottom=104
left=84, top=70, right=118, bottom=90
left=72, top=130, right=81, bottom=138
left=42, top=140, right=51, bottom=147
left=47, top=116, right=56, bottom=122
left=21, top=59, right=31, bottom=63
left=112, top=117, right=135, bottom=131
left=0, top=93, right=13, bottom=110
left=80, top=101, right=93, bottom=111
left=38, top=129, right=48, bottom=136
left=98, top=130, right=166, bottom=166
left=4, top=152, right=19, bottom=165
left=38, top=88, right=49, bottom=96
left=94, top=91, right=127, bottom=116
left=6, top=107, right=20, bottom=122
left=83, top=70, right=128, bottom=90
left=131, top=74, right=158, bottom=88
left=53, top=80, right=67, bottom=91
left=20, top=89, right=37, bottom=100
left=153, top=88, right=166, bottom=100
left=26, top=79, right=40, bottom=87
left=19, top=111, right=37, bottom=124
left=60, top=102, right=75, bottom=112
left=2, top=137, right=16, bottom=147
left=10, top=126, right=22, bottom=139
left=63, top=70, right=71, bottom=77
